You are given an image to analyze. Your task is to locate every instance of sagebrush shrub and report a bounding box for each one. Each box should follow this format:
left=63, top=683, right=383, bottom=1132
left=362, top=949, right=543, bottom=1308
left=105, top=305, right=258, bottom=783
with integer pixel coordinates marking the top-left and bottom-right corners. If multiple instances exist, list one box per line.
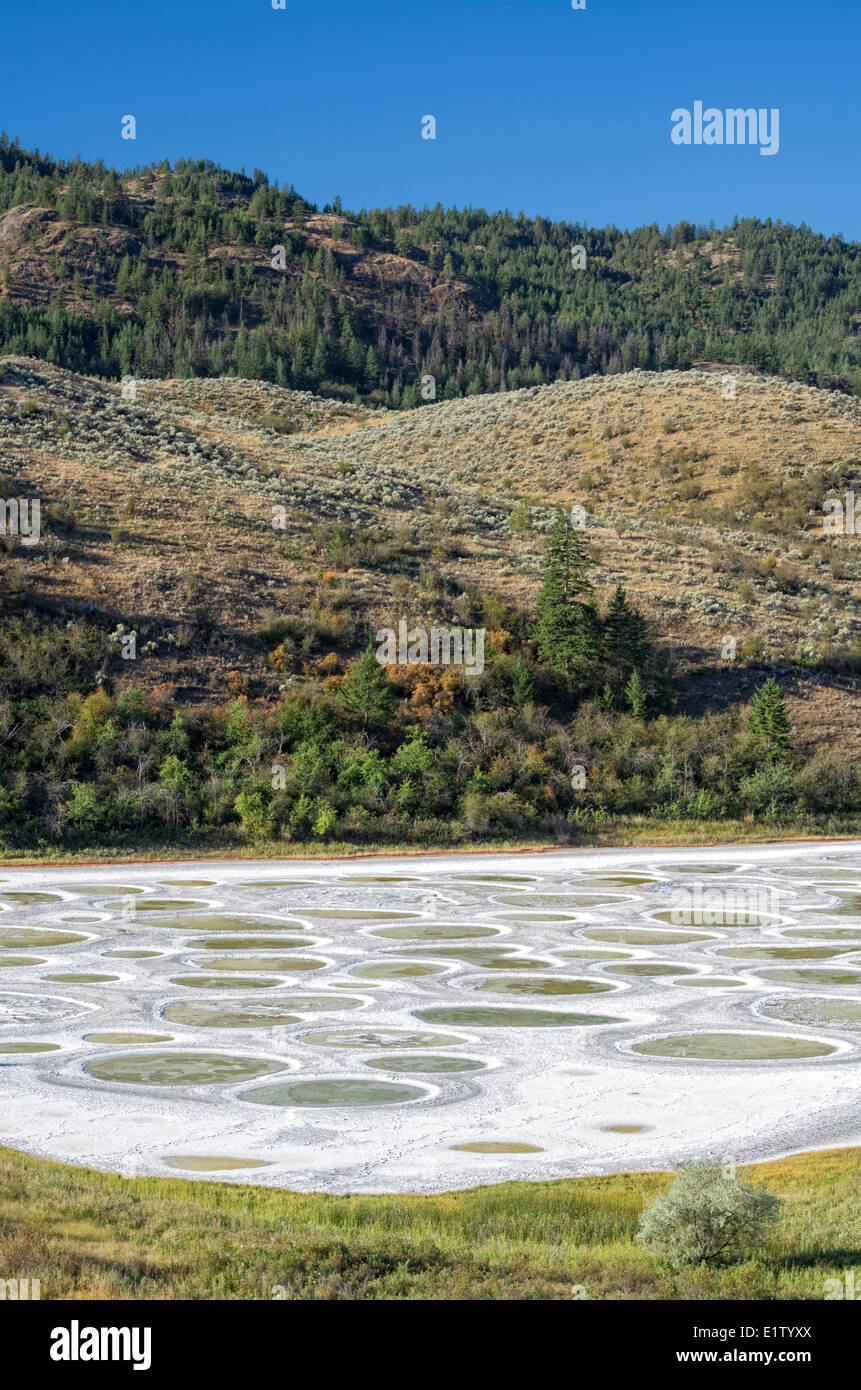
left=637, top=1161, right=780, bottom=1269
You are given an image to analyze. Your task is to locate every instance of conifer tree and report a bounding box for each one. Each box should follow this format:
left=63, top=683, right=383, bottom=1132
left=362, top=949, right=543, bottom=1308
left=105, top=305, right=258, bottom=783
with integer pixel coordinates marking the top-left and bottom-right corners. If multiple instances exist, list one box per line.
left=747, top=677, right=795, bottom=762
left=337, top=648, right=394, bottom=729
left=532, top=507, right=597, bottom=672
left=510, top=654, right=537, bottom=707
left=578, top=601, right=606, bottom=664
left=625, top=669, right=647, bottom=719
left=604, top=585, right=651, bottom=674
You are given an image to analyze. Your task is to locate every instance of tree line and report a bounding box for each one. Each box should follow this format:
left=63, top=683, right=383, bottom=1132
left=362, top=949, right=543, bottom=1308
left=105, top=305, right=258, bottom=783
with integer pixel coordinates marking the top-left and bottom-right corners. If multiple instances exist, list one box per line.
left=1, top=136, right=859, bottom=404
left=0, top=513, right=834, bottom=853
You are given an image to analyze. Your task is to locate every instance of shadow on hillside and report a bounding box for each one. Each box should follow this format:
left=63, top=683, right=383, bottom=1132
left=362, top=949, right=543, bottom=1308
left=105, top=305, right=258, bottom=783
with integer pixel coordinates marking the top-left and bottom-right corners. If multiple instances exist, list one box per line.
left=675, top=662, right=861, bottom=718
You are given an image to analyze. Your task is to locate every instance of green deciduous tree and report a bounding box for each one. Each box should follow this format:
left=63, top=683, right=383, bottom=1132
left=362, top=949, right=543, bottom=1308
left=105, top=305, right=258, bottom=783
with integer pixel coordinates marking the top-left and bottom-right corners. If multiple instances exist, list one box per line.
left=233, top=788, right=273, bottom=840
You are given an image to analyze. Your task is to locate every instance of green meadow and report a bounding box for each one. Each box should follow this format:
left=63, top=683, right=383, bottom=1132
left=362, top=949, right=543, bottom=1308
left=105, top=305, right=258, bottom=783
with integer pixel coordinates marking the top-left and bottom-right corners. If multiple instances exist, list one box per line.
left=1, top=1145, right=857, bottom=1300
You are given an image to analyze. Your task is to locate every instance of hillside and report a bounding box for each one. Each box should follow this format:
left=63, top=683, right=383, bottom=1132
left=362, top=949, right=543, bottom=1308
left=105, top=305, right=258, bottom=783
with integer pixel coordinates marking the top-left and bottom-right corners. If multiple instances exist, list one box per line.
left=2, top=355, right=861, bottom=762
left=1, top=139, right=860, bottom=405
left=3, top=143, right=861, bottom=850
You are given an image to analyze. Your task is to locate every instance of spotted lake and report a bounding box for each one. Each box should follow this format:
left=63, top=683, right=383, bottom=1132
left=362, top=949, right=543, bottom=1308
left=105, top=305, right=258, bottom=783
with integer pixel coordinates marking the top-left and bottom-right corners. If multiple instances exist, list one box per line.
left=0, top=844, right=858, bottom=1192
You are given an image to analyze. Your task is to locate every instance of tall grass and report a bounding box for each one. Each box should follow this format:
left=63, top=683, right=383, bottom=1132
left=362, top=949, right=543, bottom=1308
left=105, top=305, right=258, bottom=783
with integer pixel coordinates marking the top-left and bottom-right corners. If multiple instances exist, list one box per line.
left=0, top=1146, right=857, bottom=1300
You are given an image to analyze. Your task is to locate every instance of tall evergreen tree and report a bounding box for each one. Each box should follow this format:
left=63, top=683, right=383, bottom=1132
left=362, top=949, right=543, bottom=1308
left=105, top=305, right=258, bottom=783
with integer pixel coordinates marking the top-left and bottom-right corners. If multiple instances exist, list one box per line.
left=578, top=601, right=606, bottom=665
left=337, top=648, right=394, bottom=729
left=605, top=584, right=651, bottom=676
left=747, top=678, right=795, bottom=762
left=532, top=507, right=596, bottom=673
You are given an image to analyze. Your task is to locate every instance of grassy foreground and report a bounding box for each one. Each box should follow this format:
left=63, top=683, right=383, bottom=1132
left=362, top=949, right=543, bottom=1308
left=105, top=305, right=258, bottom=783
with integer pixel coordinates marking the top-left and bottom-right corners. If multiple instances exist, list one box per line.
left=0, top=1145, right=858, bottom=1300
left=2, top=818, right=861, bottom=866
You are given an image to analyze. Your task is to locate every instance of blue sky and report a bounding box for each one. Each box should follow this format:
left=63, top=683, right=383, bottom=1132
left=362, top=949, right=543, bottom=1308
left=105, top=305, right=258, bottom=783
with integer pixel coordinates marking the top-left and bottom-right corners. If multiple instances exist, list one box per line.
left=3, top=0, right=859, bottom=238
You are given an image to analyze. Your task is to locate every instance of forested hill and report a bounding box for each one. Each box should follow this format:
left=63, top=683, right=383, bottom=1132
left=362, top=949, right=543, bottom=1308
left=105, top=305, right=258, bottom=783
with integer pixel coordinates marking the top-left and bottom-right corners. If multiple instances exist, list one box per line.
left=1, top=135, right=859, bottom=406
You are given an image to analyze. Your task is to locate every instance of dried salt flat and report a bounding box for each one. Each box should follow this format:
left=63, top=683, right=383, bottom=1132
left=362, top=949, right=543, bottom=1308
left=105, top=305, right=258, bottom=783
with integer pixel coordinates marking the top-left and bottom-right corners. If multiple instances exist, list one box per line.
left=0, top=842, right=858, bottom=1194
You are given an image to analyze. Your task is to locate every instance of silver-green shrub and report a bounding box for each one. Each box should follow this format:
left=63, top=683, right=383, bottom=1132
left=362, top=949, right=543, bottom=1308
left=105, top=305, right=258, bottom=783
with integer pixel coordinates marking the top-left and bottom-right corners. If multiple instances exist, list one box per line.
left=637, top=1161, right=780, bottom=1269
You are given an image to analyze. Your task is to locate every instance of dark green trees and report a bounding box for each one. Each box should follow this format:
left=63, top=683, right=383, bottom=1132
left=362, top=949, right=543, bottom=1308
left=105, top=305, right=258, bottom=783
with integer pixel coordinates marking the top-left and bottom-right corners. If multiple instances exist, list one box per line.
left=531, top=516, right=653, bottom=705
left=510, top=654, right=537, bottom=707
left=3, top=141, right=859, bottom=403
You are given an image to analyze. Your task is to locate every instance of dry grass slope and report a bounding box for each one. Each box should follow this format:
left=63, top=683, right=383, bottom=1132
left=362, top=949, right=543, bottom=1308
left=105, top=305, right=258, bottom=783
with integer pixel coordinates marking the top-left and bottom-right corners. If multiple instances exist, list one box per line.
left=3, top=357, right=861, bottom=750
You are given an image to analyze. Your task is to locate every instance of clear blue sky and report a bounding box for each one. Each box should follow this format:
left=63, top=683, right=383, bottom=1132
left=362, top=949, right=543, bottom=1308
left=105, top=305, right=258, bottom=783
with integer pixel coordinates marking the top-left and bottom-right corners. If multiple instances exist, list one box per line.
left=3, top=0, right=859, bottom=238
